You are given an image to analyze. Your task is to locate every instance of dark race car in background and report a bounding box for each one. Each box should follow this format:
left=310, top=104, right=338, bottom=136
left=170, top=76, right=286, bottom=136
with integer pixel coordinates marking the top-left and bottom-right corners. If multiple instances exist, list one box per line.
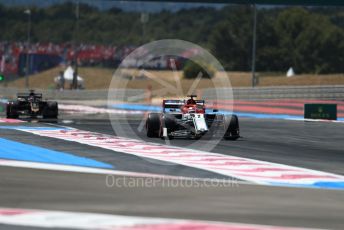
left=6, top=90, right=58, bottom=119
left=146, top=95, right=240, bottom=140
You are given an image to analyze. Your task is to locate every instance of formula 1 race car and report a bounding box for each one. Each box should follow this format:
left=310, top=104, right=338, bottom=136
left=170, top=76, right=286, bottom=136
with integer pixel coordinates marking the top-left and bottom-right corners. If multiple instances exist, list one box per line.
left=6, top=90, right=58, bottom=119
left=146, top=95, right=240, bottom=140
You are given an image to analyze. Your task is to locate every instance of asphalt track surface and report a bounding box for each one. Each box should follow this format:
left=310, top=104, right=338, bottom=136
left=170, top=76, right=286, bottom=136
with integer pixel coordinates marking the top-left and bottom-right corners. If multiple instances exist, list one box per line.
left=0, top=112, right=344, bottom=229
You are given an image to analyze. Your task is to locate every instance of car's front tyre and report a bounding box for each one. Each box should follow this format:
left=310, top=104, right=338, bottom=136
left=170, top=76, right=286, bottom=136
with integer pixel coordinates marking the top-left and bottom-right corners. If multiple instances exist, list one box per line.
left=6, top=102, right=19, bottom=119
left=146, top=113, right=161, bottom=138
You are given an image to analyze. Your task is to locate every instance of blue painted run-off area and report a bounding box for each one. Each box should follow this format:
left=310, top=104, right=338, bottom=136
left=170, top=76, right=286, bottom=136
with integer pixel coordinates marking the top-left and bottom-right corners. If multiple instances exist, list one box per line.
left=111, top=104, right=161, bottom=112
left=110, top=104, right=344, bottom=121
left=269, top=181, right=344, bottom=190
left=111, top=104, right=222, bottom=114
left=0, top=126, right=72, bottom=131
left=0, top=138, right=113, bottom=169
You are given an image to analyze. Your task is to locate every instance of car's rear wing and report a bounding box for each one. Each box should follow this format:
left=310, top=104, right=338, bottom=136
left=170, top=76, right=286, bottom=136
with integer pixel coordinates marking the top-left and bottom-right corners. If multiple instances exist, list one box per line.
left=162, top=99, right=205, bottom=112
left=17, top=93, right=43, bottom=100
left=163, top=100, right=184, bottom=108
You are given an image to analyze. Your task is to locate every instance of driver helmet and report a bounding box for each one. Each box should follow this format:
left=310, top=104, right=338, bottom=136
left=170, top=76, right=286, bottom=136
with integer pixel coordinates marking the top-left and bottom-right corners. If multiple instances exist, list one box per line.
left=186, top=98, right=196, bottom=105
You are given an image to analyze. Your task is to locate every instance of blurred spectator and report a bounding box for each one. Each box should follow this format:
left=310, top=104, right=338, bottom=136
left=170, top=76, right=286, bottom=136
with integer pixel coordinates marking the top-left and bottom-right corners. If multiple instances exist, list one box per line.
left=0, top=41, right=120, bottom=76
left=0, top=41, right=187, bottom=77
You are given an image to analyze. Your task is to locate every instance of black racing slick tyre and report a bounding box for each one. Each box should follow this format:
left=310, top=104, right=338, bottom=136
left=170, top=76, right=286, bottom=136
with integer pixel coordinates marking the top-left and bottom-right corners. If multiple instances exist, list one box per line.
left=42, top=101, right=58, bottom=119
left=6, top=102, right=19, bottom=119
left=146, top=113, right=161, bottom=138
left=224, top=114, right=240, bottom=140
left=160, top=114, right=175, bottom=140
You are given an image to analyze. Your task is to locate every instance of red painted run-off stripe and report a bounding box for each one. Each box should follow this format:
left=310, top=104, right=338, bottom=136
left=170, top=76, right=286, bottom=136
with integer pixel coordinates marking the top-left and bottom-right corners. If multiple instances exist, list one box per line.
left=233, top=105, right=303, bottom=115
left=0, top=209, right=33, bottom=216
left=234, top=106, right=343, bottom=117
left=218, top=99, right=344, bottom=107
left=59, top=104, right=143, bottom=115
left=0, top=118, right=25, bottom=123
left=18, top=127, right=344, bottom=186
left=210, top=99, right=344, bottom=117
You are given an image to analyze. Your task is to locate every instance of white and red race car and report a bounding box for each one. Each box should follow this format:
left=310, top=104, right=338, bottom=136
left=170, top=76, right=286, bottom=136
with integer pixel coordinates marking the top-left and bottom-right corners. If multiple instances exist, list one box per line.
left=146, top=95, right=239, bottom=140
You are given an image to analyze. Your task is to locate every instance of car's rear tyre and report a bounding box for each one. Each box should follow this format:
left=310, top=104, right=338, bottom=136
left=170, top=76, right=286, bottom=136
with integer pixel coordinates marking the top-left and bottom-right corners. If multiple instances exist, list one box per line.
left=224, top=114, right=240, bottom=140
left=146, top=113, right=161, bottom=138
left=42, top=102, right=58, bottom=119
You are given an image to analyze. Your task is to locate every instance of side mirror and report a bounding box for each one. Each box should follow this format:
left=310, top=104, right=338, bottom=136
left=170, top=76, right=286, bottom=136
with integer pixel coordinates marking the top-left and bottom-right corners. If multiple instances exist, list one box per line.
left=213, top=109, right=218, bottom=112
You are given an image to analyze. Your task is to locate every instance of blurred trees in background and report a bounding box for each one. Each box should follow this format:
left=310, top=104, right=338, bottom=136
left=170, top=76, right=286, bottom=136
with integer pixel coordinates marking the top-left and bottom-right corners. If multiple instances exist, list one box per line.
left=0, top=3, right=343, bottom=74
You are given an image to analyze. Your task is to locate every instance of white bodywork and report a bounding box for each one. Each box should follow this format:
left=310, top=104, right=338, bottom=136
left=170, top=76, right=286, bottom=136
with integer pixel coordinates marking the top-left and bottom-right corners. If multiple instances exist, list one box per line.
left=183, top=113, right=208, bottom=134
left=54, top=66, right=84, bottom=88
left=192, top=113, right=208, bottom=133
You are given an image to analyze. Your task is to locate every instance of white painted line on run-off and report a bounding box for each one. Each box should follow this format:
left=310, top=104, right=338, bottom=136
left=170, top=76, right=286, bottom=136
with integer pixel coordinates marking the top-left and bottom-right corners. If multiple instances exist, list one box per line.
left=0, top=207, right=318, bottom=230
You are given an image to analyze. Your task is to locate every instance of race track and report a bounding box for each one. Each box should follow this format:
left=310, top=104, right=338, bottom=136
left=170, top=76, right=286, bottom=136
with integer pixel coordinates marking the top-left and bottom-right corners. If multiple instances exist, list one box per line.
left=0, top=111, right=344, bottom=229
